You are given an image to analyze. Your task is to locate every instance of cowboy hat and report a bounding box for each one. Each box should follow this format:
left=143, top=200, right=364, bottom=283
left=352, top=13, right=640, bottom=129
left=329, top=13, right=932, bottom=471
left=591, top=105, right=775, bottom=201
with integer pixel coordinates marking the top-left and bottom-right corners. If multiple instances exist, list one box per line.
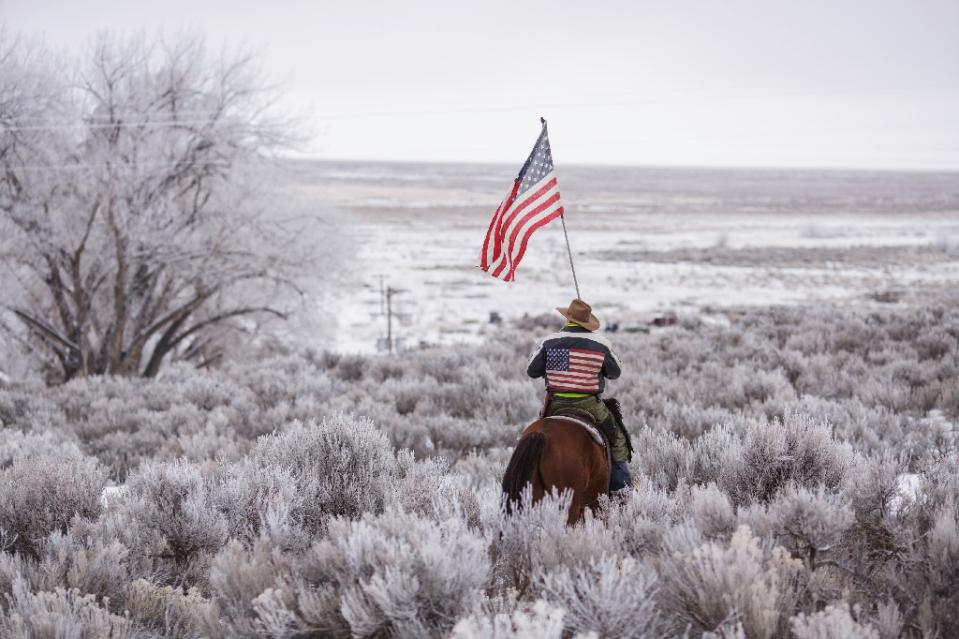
left=555, top=298, right=600, bottom=331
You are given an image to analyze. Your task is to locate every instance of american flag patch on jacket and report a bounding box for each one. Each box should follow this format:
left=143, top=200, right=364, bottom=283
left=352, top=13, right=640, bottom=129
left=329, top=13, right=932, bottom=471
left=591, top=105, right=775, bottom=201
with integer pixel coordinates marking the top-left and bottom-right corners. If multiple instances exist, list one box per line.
left=545, top=347, right=604, bottom=393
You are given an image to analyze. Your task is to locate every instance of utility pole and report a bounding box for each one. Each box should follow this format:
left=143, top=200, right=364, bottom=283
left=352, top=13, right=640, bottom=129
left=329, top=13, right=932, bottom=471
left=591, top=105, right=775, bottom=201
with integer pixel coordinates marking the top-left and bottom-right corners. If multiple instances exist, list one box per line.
left=386, top=286, right=394, bottom=353
left=379, top=275, right=385, bottom=315
left=384, top=285, right=406, bottom=353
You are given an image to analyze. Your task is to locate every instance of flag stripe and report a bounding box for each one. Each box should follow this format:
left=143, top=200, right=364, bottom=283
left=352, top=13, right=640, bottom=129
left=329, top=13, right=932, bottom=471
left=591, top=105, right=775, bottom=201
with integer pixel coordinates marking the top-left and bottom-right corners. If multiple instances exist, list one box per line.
left=551, top=383, right=600, bottom=392
left=569, top=364, right=602, bottom=373
left=570, top=349, right=605, bottom=361
left=549, top=371, right=597, bottom=382
left=492, top=189, right=562, bottom=277
left=544, top=345, right=606, bottom=392
left=479, top=122, right=563, bottom=282
left=488, top=177, right=560, bottom=276
left=498, top=175, right=558, bottom=236
left=502, top=205, right=564, bottom=280
left=480, top=197, right=507, bottom=270
left=485, top=181, right=555, bottom=276
left=484, top=179, right=521, bottom=269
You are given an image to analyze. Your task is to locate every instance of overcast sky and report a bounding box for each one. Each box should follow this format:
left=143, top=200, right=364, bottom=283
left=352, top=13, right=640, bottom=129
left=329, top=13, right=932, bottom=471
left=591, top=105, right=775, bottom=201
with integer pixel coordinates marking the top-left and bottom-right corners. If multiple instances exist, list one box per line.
left=4, top=0, right=958, bottom=170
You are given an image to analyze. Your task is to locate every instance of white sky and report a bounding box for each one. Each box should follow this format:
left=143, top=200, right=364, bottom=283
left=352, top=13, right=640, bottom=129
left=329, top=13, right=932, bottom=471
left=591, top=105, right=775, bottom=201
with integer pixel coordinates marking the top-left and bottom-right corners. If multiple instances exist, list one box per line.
left=4, top=0, right=959, bottom=170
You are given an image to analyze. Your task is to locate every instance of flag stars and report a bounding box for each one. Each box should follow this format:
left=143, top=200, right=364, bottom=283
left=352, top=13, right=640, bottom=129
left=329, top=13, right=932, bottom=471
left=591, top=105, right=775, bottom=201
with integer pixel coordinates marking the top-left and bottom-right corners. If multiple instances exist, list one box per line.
left=515, top=135, right=556, bottom=196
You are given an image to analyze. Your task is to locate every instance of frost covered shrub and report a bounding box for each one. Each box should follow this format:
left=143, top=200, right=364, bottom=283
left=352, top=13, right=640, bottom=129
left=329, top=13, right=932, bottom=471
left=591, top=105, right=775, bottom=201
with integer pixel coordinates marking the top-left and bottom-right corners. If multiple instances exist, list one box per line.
left=451, top=600, right=571, bottom=639
left=842, top=453, right=903, bottom=571
left=754, top=486, right=853, bottom=570
left=722, top=413, right=851, bottom=506
left=250, top=415, right=398, bottom=527
left=206, top=540, right=291, bottom=638
left=630, top=427, right=693, bottom=491
left=285, top=508, right=490, bottom=638
left=913, top=503, right=959, bottom=628
left=688, top=425, right=743, bottom=487
left=688, top=483, right=737, bottom=540
left=174, top=419, right=250, bottom=464
left=0, top=579, right=132, bottom=638
left=604, top=483, right=684, bottom=557
left=33, top=533, right=129, bottom=610
left=655, top=402, right=736, bottom=439
left=125, top=578, right=213, bottom=638
left=453, top=448, right=514, bottom=489
left=334, top=354, right=367, bottom=381
left=0, top=552, right=29, bottom=608
left=790, top=602, right=879, bottom=639
left=537, top=555, right=663, bottom=638
left=0, top=438, right=105, bottom=558
left=660, top=525, right=805, bottom=638
left=493, top=489, right=619, bottom=594
left=0, top=297, right=957, bottom=630
left=114, top=460, right=228, bottom=580
left=795, top=396, right=902, bottom=456
left=0, top=429, right=83, bottom=468
left=847, top=456, right=959, bottom=634
left=391, top=452, right=482, bottom=526
left=213, top=460, right=303, bottom=548
left=630, top=424, right=740, bottom=493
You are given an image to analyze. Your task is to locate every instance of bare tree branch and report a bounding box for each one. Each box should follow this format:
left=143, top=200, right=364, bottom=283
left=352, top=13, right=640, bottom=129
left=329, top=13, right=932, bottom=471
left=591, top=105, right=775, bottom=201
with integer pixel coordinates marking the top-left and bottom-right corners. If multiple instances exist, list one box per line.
left=0, top=31, right=307, bottom=381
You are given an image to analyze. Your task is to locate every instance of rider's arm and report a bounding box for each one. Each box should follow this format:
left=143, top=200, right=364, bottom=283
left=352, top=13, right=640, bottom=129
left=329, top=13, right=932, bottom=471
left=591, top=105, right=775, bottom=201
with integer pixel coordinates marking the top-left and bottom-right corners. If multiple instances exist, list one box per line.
left=526, top=342, right=546, bottom=378
left=603, top=347, right=622, bottom=380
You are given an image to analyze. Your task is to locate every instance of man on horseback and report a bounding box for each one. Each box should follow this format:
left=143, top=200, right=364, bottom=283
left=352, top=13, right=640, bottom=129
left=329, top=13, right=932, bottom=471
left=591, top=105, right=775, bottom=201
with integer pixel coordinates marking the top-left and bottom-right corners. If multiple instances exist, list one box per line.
left=526, top=298, right=633, bottom=495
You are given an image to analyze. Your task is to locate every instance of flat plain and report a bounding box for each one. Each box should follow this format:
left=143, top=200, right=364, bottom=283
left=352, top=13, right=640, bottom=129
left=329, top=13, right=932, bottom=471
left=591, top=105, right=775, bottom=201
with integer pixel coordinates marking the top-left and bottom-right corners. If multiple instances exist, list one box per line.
left=275, top=160, right=959, bottom=352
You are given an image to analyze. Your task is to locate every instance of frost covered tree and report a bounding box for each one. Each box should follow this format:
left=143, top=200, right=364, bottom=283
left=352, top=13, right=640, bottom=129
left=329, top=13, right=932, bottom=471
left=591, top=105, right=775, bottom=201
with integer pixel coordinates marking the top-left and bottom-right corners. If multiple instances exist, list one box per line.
left=0, top=30, right=302, bottom=381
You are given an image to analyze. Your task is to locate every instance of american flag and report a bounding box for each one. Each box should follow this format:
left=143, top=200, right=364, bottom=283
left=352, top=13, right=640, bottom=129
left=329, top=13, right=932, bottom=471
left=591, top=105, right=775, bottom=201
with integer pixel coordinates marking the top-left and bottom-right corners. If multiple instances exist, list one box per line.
left=480, top=119, right=564, bottom=281
left=545, top=347, right=604, bottom=393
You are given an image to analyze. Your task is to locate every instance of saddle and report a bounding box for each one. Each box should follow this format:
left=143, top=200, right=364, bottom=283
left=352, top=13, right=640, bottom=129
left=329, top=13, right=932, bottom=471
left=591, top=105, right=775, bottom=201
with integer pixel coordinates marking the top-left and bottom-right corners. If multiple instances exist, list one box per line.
left=549, top=407, right=614, bottom=492
left=540, top=394, right=635, bottom=495
left=539, top=393, right=634, bottom=457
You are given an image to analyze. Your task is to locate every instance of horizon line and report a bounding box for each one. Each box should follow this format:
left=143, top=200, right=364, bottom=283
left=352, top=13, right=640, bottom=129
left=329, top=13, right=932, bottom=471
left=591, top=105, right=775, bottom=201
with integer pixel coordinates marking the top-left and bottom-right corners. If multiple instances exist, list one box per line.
left=276, top=153, right=959, bottom=176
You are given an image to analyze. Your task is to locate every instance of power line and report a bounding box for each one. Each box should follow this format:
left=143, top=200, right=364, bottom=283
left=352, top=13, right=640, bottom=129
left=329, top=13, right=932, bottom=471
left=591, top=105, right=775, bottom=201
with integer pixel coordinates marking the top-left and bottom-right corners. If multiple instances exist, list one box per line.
left=5, top=159, right=231, bottom=172
left=304, top=80, right=959, bottom=120
left=1, top=118, right=235, bottom=133
left=10, top=117, right=956, bottom=172
left=319, top=120, right=959, bottom=159
left=3, top=108, right=232, bottom=126
left=2, top=79, right=957, bottom=132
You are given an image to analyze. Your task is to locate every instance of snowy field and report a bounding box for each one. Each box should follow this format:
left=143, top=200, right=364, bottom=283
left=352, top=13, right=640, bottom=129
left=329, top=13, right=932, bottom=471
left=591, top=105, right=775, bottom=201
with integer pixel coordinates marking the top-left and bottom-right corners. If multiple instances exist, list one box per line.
left=275, top=160, right=959, bottom=352
left=4, top=158, right=959, bottom=636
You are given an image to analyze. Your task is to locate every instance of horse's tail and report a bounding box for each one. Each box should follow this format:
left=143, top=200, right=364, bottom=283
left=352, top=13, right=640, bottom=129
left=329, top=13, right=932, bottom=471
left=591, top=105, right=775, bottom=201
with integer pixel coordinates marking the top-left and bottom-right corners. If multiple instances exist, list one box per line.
left=501, top=431, right=547, bottom=514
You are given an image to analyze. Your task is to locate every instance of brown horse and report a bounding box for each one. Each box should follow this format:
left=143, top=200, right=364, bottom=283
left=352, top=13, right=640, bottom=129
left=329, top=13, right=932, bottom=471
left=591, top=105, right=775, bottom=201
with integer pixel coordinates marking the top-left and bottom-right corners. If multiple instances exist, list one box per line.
left=501, top=416, right=610, bottom=524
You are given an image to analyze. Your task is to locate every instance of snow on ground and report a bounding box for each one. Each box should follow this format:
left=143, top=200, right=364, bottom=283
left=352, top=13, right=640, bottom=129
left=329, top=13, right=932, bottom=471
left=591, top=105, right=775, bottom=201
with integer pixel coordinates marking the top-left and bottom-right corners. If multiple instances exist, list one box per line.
left=891, top=473, right=924, bottom=515
left=100, top=485, right=127, bottom=508
left=272, top=160, right=959, bottom=353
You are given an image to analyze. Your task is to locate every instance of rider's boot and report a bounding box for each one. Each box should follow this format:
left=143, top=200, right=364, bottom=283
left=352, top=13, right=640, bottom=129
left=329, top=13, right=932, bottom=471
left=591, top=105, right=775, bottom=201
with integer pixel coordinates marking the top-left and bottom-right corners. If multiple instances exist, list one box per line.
left=610, top=461, right=632, bottom=498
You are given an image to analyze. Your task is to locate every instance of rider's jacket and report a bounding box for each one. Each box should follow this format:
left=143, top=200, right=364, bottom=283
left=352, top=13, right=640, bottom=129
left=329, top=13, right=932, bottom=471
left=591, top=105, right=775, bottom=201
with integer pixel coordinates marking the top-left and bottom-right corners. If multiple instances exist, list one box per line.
left=526, top=324, right=622, bottom=396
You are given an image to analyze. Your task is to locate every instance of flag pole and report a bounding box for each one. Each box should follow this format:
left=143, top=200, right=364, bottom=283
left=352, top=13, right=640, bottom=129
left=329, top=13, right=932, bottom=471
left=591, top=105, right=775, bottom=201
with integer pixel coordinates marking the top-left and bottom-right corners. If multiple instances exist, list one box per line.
left=542, top=116, right=581, bottom=300
left=560, top=212, right=581, bottom=299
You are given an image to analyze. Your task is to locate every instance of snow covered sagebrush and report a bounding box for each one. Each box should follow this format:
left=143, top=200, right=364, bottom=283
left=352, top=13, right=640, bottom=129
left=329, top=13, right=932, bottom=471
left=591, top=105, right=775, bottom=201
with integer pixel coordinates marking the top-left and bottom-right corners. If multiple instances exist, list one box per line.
left=492, top=488, right=619, bottom=595
left=0, top=579, right=132, bottom=639
left=451, top=600, right=585, bottom=639
left=537, top=555, right=663, bottom=639
left=659, top=525, right=805, bottom=638
left=203, top=508, right=489, bottom=638
left=250, top=415, right=397, bottom=526
left=0, top=434, right=104, bottom=559
left=0, top=301, right=957, bottom=636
